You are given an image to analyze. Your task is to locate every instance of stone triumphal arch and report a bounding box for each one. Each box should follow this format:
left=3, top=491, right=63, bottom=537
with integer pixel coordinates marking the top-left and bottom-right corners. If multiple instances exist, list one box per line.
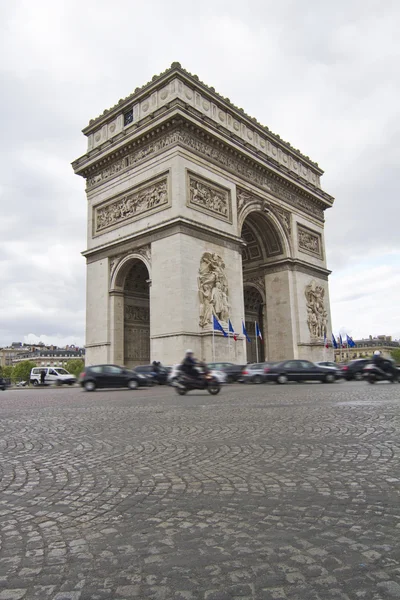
left=73, top=63, right=334, bottom=367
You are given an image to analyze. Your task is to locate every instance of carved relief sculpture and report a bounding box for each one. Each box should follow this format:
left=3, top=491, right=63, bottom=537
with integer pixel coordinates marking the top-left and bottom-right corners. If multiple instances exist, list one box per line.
left=188, top=173, right=231, bottom=222
left=298, top=224, right=322, bottom=258
left=94, top=175, right=168, bottom=234
left=198, top=252, right=229, bottom=327
left=305, top=280, right=328, bottom=339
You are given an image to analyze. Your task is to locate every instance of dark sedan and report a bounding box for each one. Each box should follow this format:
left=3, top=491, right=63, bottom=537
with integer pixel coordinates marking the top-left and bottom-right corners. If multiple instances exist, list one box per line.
left=341, top=359, right=371, bottom=381
left=135, top=365, right=169, bottom=385
left=206, top=362, right=245, bottom=383
left=79, top=364, right=147, bottom=391
left=0, top=377, right=7, bottom=391
left=264, top=359, right=338, bottom=384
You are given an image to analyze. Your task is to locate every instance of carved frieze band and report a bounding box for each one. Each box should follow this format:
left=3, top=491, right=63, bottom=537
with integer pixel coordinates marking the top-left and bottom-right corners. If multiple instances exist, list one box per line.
left=187, top=172, right=232, bottom=222
left=237, top=188, right=292, bottom=236
left=94, top=174, right=168, bottom=235
left=297, top=224, right=323, bottom=259
left=86, top=128, right=324, bottom=221
left=124, top=305, right=150, bottom=322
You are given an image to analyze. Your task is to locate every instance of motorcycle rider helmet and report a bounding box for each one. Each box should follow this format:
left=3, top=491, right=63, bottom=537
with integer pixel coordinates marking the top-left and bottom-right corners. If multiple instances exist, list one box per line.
left=186, top=349, right=194, bottom=355
left=373, top=350, right=381, bottom=356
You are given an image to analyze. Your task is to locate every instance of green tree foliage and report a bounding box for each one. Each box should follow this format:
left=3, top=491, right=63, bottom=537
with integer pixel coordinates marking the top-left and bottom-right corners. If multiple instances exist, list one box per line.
left=0, top=365, right=13, bottom=380
left=391, top=349, right=400, bottom=364
left=13, top=361, right=37, bottom=383
left=65, top=359, right=85, bottom=378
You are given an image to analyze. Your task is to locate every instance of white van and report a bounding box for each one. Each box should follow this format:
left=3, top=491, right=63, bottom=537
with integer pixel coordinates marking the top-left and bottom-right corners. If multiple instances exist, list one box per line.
left=30, top=367, right=76, bottom=386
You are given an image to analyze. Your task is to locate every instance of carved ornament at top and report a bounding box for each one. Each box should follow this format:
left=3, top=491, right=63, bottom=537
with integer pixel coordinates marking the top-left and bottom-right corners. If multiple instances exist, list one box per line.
left=94, top=175, right=168, bottom=234
left=297, top=224, right=322, bottom=258
left=188, top=173, right=231, bottom=222
left=79, top=64, right=324, bottom=191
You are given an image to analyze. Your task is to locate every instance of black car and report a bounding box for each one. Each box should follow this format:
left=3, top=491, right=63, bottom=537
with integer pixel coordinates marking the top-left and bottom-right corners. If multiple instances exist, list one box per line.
left=206, top=362, right=245, bottom=383
left=264, top=359, right=338, bottom=384
left=0, top=377, right=7, bottom=391
left=135, top=365, right=168, bottom=385
left=79, top=364, right=147, bottom=391
left=341, top=359, right=371, bottom=381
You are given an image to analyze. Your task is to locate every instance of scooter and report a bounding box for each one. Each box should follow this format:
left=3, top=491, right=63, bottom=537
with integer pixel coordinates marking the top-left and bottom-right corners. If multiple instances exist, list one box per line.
left=175, top=370, right=221, bottom=396
left=364, top=364, right=399, bottom=384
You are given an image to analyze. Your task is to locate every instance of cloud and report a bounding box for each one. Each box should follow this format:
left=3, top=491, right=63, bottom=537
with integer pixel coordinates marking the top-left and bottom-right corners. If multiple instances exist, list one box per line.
left=1, top=0, right=399, bottom=347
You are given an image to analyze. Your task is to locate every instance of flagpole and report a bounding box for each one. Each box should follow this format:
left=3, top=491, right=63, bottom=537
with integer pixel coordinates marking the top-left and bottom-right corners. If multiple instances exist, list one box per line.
left=255, top=321, right=259, bottom=363
left=212, top=324, right=215, bottom=363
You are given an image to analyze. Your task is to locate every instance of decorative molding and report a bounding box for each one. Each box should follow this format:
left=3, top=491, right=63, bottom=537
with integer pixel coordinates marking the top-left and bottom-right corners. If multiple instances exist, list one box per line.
left=86, top=131, right=180, bottom=189
left=305, top=280, right=328, bottom=340
left=297, top=224, right=323, bottom=259
left=198, top=252, right=229, bottom=328
left=84, top=126, right=325, bottom=221
left=135, top=244, right=152, bottom=266
left=187, top=171, right=232, bottom=222
left=124, top=305, right=150, bottom=322
left=93, top=173, right=169, bottom=235
left=244, top=275, right=265, bottom=290
left=237, top=187, right=291, bottom=235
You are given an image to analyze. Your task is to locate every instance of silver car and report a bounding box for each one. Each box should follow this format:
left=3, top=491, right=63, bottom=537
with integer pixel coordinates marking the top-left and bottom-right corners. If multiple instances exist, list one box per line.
left=240, top=362, right=277, bottom=384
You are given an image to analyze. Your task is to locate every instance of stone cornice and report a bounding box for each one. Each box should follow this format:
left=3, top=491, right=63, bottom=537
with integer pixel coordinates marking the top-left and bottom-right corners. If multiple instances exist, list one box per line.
left=83, top=216, right=245, bottom=263
left=76, top=63, right=325, bottom=187
left=73, top=114, right=333, bottom=220
left=244, top=258, right=331, bottom=280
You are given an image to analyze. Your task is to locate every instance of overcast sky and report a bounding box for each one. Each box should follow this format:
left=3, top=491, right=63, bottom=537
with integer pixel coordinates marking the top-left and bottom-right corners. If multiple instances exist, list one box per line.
left=1, top=0, right=399, bottom=348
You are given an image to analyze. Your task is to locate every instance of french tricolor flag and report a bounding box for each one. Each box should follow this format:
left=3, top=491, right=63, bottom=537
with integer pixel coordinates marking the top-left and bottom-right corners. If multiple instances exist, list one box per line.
left=255, top=322, right=263, bottom=342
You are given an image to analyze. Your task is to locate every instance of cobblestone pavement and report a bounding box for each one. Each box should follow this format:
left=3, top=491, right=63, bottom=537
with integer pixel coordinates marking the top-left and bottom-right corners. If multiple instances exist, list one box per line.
left=0, top=382, right=399, bottom=599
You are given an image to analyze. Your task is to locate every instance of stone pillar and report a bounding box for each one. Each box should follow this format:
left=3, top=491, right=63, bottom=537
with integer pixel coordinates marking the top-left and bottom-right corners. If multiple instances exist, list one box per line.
left=109, top=291, right=124, bottom=365
left=85, top=258, right=110, bottom=366
left=264, top=269, right=297, bottom=361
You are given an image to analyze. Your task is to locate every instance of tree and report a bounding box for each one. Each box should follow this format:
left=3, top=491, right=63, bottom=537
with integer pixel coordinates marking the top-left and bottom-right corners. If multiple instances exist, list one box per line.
left=65, top=359, right=85, bottom=378
left=13, top=361, right=37, bottom=383
left=0, top=365, right=13, bottom=380
left=391, top=349, right=400, bottom=364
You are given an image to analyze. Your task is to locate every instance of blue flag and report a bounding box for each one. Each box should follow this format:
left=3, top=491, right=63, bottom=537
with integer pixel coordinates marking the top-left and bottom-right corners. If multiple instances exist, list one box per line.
left=213, top=314, right=228, bottom=337
left=228, top=319, right=235, bottom=334
left=255, top=322, right=263, bottom=341
left=331, top=334, right=338, bottom=349
left=346, top=334, right=356, bottom=348
left=339, top=333, right=343, bottom=347
left=242, top=320, right=251, bottom=343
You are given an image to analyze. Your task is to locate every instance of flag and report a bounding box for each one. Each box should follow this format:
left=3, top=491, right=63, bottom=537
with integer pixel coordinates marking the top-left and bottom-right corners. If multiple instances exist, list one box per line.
left=242, top=320, right=251, bottom=343
left=339, top=333, right=343, bottom=347
left=331, top=334, right=338, bottom=349
left=324, top=333, right=329, bottom=349
left=228, top=319, right=238, bottom=341
left=346, top=334, right=356, bottom=348
left=255, top=322, right=263, bottom=341
left=213, top=314, right=228, bottom=337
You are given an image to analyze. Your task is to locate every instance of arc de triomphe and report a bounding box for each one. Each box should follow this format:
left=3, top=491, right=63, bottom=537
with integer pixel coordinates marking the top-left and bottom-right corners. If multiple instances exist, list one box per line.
left=72, top=63, right=334, bottom=367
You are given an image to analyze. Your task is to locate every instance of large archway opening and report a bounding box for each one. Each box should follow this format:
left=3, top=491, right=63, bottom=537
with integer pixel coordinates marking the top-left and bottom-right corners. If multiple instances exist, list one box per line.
left=123, top=260, right=150, bottom=368
left=241, top=211, right=286, bottom=363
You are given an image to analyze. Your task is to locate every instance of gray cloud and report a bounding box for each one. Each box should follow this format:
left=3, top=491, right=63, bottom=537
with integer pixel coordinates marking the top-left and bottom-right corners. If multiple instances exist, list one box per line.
left=1, top=0, right=399, bottom=346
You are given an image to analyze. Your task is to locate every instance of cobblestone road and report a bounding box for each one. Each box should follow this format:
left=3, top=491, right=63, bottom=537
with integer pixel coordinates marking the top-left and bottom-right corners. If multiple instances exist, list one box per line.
left=0, top=382, right=399, bottom=600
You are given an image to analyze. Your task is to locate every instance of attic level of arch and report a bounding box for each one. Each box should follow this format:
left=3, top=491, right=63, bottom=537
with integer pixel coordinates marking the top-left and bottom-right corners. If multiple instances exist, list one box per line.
left=73, top=118, right=332, bottom=223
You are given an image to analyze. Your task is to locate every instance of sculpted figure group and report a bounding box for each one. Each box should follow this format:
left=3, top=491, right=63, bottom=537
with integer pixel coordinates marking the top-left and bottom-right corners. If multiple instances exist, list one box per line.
left=198, top=252, right=230, bottom=327
left=305, top=280, right=328, bottom=339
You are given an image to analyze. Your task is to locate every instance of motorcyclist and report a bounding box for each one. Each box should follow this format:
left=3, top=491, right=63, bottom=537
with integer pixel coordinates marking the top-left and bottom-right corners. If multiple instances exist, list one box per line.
left=372, top=351, right=397, bottom=380
left=180, top=349, right=200, bottom=381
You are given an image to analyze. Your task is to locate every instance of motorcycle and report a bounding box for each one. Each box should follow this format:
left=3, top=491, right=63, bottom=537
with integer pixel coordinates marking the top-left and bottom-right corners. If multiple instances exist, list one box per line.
left=364, top=363, right=399, bottom=384
left=175, top=369, right=221, bottom=396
